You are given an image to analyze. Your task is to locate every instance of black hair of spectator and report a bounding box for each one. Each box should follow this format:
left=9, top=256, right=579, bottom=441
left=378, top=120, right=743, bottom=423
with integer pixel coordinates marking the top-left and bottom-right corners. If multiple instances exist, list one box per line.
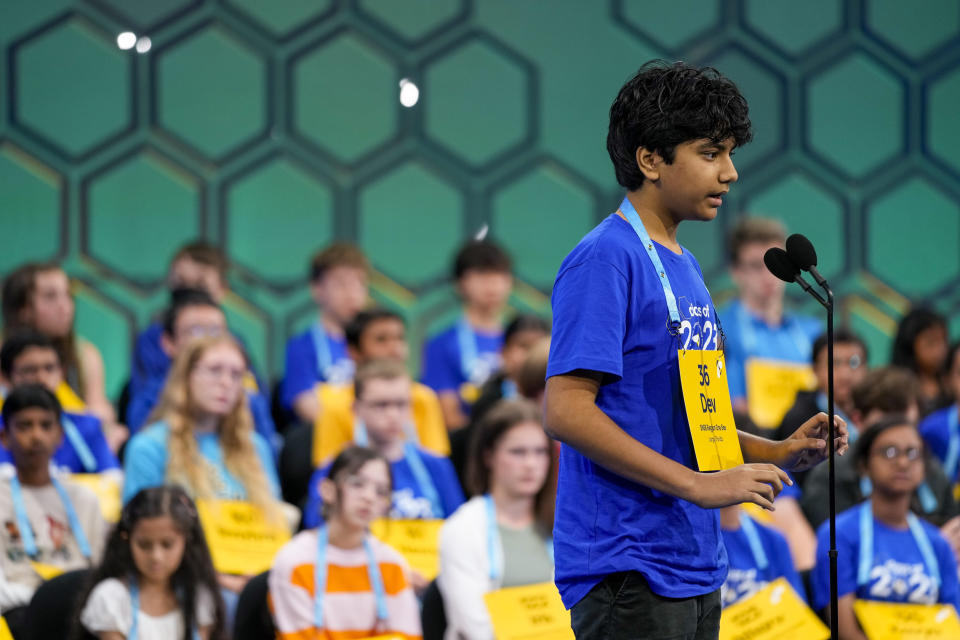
left=2, top=383, right=62, bottom=428
left=345, top=308, right=404, bottom=350
left=0, top=330, right=59, bottom=378
left=891, top=307, right=948, bottom=372
left=453, top=240, right=512, bottom=280
left=503, top=314, right=550, bottom=346
left=811, top=327, right=868, bottom=364
left=854, top=414, right=920, bottom=470
left=606, top=60, right=753, bottom=190
left=320, top=445, right=392, bottom=522
left=162, top=288, right=220, bottom=337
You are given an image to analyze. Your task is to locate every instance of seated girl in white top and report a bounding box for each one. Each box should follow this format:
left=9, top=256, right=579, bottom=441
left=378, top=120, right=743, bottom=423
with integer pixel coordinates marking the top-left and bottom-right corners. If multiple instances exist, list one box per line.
left=438, top=399, right=557, bottom=640
left=77, top=485, right=224, bottom=639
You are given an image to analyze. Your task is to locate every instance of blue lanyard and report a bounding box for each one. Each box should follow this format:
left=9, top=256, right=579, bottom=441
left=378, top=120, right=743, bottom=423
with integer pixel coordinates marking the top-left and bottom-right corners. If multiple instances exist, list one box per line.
left=310, top=320, right=334, bottom=380
left=501, top=379, right=518, bottom=400
left=128, top=581, right=200, bottom=640
left=816, top=394, right=857, bottom=443
left=9, top=473, right=91, bottom=560
left=313, top=527, right=388, bottom=629
left=62, top=414, right=97, bottom=472
left=619, top=197, right=681, bottom=330
left=735, top=302, right=812, bottom=360
left=944, top=407, right=959, bottom=482
left=738, top=512, right=769, bottom=571
left=857, top=501, right=940, bottom=589
left=456, top=317, right=481, bottom=382
left=483, top=494, right=553, bottom=583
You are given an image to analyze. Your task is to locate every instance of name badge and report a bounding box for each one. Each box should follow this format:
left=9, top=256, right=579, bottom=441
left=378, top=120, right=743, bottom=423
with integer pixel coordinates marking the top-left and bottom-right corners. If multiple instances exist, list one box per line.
left=746, top=359, right=817, bottom=430
left=369, top=518, right=442, bottom=580
left=720, top=578, right=828, bottom=640
left=67, top=473, right=122, bottom=522
left=854, top=599, right=960, bottom=639
left=484, top=581, right=574, bottom=640
left=678, top=349, right=744, bottom=471
left=196, top=500, right=291, bottom=575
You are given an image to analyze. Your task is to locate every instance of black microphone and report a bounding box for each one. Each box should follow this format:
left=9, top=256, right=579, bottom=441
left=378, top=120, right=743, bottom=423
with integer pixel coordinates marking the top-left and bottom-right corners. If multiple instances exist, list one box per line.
left=786, top=234, right=829, bottom=289
left=763, top=247, right=828, bottom=307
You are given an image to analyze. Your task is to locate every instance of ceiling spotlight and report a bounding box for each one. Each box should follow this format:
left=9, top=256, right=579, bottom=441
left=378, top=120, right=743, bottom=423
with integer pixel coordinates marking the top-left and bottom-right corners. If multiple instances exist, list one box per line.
left=135, top=36, right=152, bottom=54
left=399, top=78, right=419, bottom=108
left=116, top=31, right=136, bottom=50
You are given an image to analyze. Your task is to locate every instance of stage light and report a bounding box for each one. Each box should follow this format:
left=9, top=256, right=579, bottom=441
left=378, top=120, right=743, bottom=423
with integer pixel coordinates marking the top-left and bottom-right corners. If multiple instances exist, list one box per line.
left=135, top=36, right=152, bottom=53
left=117, top=32, right=136, bottom=50
left=399, top=78, right=419, bottom=107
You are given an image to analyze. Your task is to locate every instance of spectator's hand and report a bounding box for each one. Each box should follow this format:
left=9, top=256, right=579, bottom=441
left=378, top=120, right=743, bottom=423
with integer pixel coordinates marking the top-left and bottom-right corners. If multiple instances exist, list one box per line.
left=777, top=412, right=848, bottom=472
left=687, top=463, right=790, bottom=510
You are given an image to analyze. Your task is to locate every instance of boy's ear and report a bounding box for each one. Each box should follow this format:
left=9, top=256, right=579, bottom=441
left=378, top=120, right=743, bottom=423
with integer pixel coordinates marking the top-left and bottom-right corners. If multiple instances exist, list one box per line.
left=319, top=477, right=337, bottom=508
left=160, top=332, right=175, bottom=358
left=635, top=147, right=661, bottom=182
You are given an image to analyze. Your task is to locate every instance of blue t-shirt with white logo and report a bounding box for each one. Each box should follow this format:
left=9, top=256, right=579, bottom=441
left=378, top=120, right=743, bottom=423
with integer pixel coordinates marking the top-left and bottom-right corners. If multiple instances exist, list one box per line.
left=547, top=213, right=727, bottom=608
left=421, top=322, right=502, bottom=415
left=721, top=514, right=805, bottom=607
left=811, top=503, right=960, bottom=611
left=281, top=326, right=354, bottom=411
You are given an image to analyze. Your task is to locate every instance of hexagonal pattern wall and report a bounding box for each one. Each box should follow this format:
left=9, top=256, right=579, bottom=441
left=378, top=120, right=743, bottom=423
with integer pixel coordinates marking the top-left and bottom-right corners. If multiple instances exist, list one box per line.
left=2, top=0, right=959, bottom=397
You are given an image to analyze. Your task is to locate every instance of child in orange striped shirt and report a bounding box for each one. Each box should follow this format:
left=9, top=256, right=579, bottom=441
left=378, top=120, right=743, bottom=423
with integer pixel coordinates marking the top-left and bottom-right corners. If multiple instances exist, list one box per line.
left=269, top=446, right=421, bottom=640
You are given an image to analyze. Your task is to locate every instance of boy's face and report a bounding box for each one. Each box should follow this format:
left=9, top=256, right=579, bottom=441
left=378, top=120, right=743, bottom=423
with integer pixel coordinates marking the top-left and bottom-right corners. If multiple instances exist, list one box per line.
left=9, top=346, right=64, bottom=392
left=502, top=329, right=548, bottom=379
left=311, top=266, right=369, bottom=327
left=0, top=407, right=62, bottom=469
left=354, top=376, right=412, bottom=446
left=162, top=305, right=227, bottom=357
left=457, top=270, right=512, bottom=314
left=731, top=242, right=784, bottom=306
left=168, top=257, right=227, bottom=303
left=641, top=137, right=738, bottom=222
left=814, top=341, right=866, bottom=408
left=355, top=318, right=408, bottom=364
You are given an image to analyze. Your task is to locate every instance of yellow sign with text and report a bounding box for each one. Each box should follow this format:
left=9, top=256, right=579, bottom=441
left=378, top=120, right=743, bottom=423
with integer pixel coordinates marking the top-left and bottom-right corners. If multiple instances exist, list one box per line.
left=369, top=518, right=443, bottom=580
left=196, top=500, right=291, bottom=575
left=854, top=600, right=960, bottom=639
left=678, top=349, right=744, bottom=471
left=484, top=581, right=574, bottom=640
left=68, top=473, right=122, bottom=522
left=720, top=578, right=829, bottom=640
left=0, top=617, right=13, bottom=640
left=746, top=359, right=817, bottom=430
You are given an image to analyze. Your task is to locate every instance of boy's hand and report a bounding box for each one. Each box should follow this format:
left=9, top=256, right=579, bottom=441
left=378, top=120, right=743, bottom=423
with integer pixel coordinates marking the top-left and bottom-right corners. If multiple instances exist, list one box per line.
left=776, top=412, right=848, bottom=472
left=687, top=463, right=791, bottom=511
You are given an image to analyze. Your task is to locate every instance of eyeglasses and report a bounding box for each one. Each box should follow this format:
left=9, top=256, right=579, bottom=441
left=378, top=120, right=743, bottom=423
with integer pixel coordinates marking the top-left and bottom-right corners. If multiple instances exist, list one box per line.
left=872, top=445, right=922, bottom=461
left=177, top=325, right=225, bottom=340
left=361, top=399, right=410, bottom=412
left=841, top=354, right=863, bottom=370
left=193, top=364, right=245, bottom=385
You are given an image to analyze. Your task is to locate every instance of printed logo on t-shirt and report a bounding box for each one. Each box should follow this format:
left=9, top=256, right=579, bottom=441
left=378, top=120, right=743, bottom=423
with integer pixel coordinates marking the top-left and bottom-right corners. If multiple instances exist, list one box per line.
left=677, top=296, right=718, bottom=351
left=867, top=559, right=938, bottom=604
left=326, top=358, right=356, bottom=385
left=391, top=488, right=435, bottom=520
left=721, top=568, right=767, bottom=607
left=3, top=516, right=74, bottom=563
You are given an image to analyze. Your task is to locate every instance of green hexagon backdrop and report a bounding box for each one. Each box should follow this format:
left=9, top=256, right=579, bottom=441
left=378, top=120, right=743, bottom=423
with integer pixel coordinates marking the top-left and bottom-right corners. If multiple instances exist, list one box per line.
left=2, top=0, right=960, bottom=400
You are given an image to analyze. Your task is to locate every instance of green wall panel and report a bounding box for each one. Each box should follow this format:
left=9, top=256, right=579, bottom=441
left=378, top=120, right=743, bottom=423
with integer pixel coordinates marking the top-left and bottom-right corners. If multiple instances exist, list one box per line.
left=0, top=0, right=958, bottom=395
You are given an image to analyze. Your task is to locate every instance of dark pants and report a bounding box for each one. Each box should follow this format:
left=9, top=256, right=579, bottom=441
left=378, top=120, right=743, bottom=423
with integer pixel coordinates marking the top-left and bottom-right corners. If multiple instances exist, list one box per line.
left=570, top=571, right=722, bottom=640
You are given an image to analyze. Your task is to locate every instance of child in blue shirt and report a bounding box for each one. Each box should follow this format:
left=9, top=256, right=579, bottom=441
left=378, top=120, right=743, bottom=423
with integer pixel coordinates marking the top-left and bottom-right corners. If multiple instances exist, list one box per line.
left=304, top=358, right=464, bottom=528
left=544, top=61, right=847, bottom=640
left=281, top=244, right=369, bottom=423
left=919, top=342, right=960, bottom=487
left=421, top=240, right=513, bottom=431
left=812, top=416, right=960, bottom=638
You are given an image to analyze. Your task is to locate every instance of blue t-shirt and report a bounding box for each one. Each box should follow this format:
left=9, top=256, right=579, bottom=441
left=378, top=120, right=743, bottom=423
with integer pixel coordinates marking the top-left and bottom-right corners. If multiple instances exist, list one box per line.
left=421, top=322, right=503, bottom=415
left=301, top=446, right=465, bottom=528
left=919, top=405, right=959, bottom=484
left=0, top=411, right=119, bottom=473
left=547, top=213, right=726, bottom=607
left=130, top=322, right=168, bottom=397
left=717, top=300, right=821, bottom=402
left=121, top=420, right=280, bottom=504
left=812, top=503, right=960, bottom=611
left=281, top=325, right=354, bottom=411
left=721, top=514, right=805, bottom=607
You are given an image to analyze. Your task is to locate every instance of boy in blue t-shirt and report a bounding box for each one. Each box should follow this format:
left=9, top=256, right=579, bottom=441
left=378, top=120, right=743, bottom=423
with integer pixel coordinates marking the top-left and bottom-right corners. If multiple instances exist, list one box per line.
left=421, top=240, right=513, bottom=431
left=544, top=61, right=848, bottom=639
left=281, top=244, right=369, bottom=424
left=303, top=358, right=464, bottom=528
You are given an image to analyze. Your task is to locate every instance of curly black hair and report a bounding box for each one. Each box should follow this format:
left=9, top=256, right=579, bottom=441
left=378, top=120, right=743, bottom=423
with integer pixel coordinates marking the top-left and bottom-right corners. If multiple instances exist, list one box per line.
left=607, top=60, right=753, bottom=190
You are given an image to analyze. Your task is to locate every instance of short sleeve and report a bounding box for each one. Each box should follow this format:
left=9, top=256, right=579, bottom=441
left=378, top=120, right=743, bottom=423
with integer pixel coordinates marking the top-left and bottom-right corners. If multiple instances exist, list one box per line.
left=80, top=578, right=133, bottom=633
left=421, top=331, right=460, bottom=393
left=282, top=333, right=317, bottom=410
left=547, top=258, right=628, bottom=381
left=122, top=426, right=168, bottom=503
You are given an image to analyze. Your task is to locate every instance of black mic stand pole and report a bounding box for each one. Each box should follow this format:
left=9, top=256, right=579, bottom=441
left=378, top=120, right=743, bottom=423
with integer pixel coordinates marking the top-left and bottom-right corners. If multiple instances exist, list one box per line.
left=823, top=284, right=837, bottom=640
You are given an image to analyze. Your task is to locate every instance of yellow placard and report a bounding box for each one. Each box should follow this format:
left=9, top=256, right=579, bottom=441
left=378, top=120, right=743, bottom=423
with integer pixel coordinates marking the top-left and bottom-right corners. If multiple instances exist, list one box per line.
left=29, top=560, right=64, bottom=581
left=746, top=359, right=817, bottom=429
left=0, top=617, right=13, bottom=640
left=369, top=518, right=443, bottom=580
left=68, top=473, right=122, bottom=522
left=678, top=349, right=744, bottom=471
left=484, top=581, right=574, bottom=640
left=854, top=599, right=960, bottom=639
left=196, top=500, right=291, bottom=575
left=720, top=578, right=829, bottom=640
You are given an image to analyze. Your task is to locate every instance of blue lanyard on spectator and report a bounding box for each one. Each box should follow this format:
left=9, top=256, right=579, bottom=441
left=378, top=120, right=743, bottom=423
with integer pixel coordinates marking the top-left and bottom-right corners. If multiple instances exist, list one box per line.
left=816, top=394, right=857, bottom=443
left=944, top=407, right=959, bottom=482
left=858, top=475, right=938, bottom=515
left=738, top=511, right=769, bottom=571
left=9, top=473, right=91, bottom=560
left=501, top=379, right=518, bottom=400
left=735, top=302, right=811, bottom=360
left=456, top=317, right=480, bottom=382
left=311, top=320, right=334, bottom=380
left=351, top=422, right=441, bottom=517
left=313, top=527, right=388, bottom=629
left=619, top=198, right=681, bottom=330
left=128, top=581, right=200, bottom=640
left=484, top=494, right=553, bottom=583
left=857, top=500, right=939, bottom=588
left=61, top=414, right=97, bottom=472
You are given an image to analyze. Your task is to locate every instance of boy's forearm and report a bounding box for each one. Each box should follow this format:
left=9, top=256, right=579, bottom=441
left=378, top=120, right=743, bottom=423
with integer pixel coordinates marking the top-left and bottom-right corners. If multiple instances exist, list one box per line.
left=738, top=431, right=780, bottom=464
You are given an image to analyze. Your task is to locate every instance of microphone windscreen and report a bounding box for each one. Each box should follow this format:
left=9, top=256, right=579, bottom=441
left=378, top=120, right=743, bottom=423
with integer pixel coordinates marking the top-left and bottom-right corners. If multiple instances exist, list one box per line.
left=764, top=247, right=799, bottom=283
left=786, top=234, right=818, bottom=270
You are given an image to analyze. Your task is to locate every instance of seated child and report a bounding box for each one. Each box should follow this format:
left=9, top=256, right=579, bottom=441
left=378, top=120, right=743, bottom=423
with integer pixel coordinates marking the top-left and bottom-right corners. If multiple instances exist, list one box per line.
left=269, top=446, right=421, bottom=639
